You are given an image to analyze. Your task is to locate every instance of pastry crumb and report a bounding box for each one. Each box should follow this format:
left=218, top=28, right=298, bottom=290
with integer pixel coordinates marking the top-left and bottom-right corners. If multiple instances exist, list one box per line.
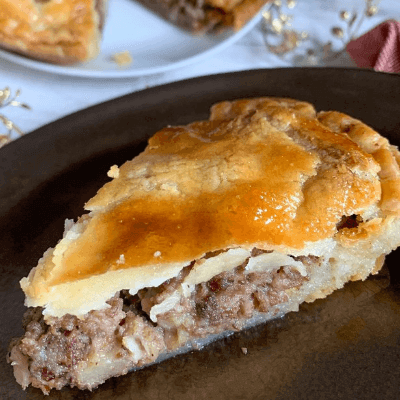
left=107, top=165, right=120, bottom=178
left=111, top=51, right=133, bottom=67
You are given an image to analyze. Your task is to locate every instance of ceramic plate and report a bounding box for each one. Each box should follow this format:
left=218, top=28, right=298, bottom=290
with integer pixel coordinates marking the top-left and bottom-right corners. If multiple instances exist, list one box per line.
left=1, top=68, right=400, bottom=399
left=0, top=0, right=263, bottom=78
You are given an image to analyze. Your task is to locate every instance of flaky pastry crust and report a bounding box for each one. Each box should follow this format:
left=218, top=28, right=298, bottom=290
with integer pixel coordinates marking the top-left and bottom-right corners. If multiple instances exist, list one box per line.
left=19, top=97, right=400, bottom=318
left=0, top=0, right=107, bottom=65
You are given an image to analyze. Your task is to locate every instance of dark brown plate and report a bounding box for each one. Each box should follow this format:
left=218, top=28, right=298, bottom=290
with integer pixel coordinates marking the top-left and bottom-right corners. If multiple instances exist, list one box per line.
left=1, top=68, right=400, bottom=400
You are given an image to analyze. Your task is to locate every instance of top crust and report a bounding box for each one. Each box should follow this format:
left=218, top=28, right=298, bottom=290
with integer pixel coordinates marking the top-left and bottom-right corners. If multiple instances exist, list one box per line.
left=0, top=0, right=106, bottom=65
left=20, top=97, right=400, bottom=318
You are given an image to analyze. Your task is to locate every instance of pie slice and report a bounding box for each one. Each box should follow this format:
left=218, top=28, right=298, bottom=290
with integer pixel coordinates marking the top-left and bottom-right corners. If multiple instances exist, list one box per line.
left=0, top=0, right=108, bottom=65
left=8, top=97, right=400, bottom=394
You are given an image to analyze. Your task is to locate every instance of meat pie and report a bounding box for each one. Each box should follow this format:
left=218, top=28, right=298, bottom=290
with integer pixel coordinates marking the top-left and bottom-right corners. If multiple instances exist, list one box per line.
left=8, top=97, right=400, bottom=393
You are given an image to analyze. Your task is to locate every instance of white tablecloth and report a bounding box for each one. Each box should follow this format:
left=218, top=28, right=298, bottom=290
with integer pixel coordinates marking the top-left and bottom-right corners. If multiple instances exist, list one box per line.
left=1, top=0, right=399, bottom=139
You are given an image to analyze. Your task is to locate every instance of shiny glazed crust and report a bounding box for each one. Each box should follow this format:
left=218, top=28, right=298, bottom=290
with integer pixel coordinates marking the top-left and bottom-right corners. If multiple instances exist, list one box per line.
left=20, top=97, right=400, bottom=318
left=0, top=0, right=107, bottom=65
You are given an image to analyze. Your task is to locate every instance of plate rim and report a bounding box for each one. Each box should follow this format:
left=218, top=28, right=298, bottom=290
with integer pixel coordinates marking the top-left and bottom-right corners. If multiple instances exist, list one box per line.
left=2, top=66, right=400, bottom=149
left=9, top=66, right=400, bottom=138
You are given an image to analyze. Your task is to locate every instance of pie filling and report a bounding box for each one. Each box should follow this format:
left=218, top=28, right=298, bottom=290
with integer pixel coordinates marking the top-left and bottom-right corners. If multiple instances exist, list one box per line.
left=8, top=248, right=313, bottom=394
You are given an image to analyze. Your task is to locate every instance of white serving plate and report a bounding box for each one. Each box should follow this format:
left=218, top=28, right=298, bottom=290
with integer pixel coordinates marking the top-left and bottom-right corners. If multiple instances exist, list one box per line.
left=0, top=0, right=263, bottom=79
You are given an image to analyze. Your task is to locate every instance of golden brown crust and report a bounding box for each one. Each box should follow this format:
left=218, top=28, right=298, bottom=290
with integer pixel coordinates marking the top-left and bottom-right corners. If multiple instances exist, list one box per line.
left=209, top=97, right=318, bottom=120
left=206, top=0, right=243, bottom=12
left=230, top=0, right=270, bottom=30
left=204, top=0, right=269, bottom=30
left=317, top=111, right=400, bottom=215
left=0, top=0, right=106, bottom=65
left=20, top=97, right=400, bottom=318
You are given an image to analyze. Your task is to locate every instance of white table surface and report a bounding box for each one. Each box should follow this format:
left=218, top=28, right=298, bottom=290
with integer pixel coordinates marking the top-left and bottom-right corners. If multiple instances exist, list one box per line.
left=1, top=0, right=399, bottom=140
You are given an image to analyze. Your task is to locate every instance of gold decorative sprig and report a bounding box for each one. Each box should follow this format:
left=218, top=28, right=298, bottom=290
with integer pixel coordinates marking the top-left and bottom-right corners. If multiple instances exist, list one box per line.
left=325, top=0, right=381, bottom=60
left=262, top=0, right=306, bottom=55
left=261, top=0, right=383, bottom=65
left=0, top=87, right=31, bottom=148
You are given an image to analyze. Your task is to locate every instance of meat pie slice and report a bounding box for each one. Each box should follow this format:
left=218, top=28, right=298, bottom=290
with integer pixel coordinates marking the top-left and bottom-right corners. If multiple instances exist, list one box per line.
left=8, top=97, right=400, bottom=394
left=0, top=0, right=108, bottom=65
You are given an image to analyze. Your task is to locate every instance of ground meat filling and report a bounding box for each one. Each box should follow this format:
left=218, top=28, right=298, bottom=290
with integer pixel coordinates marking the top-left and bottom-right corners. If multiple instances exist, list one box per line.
left=9, top=297, right=165, bottom=393
left=13, top=307, right=92, bottom=391
left=143, top=262, right=308, bottom=349
left=9, top=250, right=316, bottom=393
left=336, top=214, right=363, bottom=230
left=135, top=0, right=231, bottom=34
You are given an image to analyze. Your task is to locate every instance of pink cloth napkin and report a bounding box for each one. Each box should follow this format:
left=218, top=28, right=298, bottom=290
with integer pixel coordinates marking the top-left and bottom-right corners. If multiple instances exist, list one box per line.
left=346, top=19, right=400, bottom=73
